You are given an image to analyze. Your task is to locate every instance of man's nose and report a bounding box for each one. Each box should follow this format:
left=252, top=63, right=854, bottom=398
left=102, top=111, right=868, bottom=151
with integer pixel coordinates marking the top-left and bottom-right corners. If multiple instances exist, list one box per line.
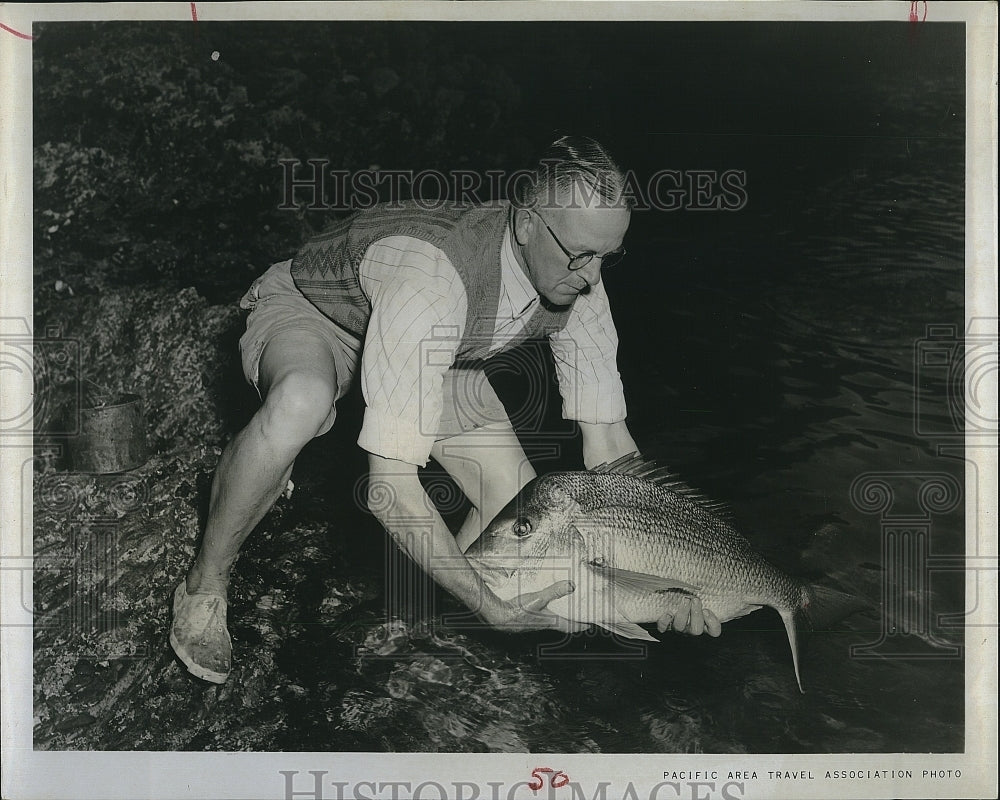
left=579, top=259, right=602, bottom=287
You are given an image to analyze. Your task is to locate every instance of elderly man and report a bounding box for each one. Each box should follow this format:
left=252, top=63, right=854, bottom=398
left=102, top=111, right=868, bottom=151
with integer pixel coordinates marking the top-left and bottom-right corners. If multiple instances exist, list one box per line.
left=170, top=136, right=720, bottom=684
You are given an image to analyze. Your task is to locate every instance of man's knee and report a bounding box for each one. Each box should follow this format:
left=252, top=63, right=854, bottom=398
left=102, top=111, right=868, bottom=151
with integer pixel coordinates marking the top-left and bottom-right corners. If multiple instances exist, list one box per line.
left=482, top=467, right=531, bottom=517
left=465, top=450, right=533, bottom=521
left=433, top=423, right=534, bottom=520
left=260, top=372, right=337, bottom=440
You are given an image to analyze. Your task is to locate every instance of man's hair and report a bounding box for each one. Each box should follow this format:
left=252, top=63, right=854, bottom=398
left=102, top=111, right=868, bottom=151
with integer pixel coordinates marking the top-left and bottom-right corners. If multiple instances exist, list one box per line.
left=512, top=135, right=633, bottom=211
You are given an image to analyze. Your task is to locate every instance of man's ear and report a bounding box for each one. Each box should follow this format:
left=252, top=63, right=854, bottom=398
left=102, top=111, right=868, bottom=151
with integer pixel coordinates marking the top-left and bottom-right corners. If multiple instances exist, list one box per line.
left=512, top=207, right=532, bottom=247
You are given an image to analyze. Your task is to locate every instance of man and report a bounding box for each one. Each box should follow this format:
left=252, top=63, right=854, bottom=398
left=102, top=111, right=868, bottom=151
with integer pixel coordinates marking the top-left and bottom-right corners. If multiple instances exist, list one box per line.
left=170, top=136, right=720, bottom=684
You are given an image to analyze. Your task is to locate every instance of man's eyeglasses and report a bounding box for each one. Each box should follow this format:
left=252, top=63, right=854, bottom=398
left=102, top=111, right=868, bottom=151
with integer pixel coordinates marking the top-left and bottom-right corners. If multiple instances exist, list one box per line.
left=531, top=209, right=626, bottom=272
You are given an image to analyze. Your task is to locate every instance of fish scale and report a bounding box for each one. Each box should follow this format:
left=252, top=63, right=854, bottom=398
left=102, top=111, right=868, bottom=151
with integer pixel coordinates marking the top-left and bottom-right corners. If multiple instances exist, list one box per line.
left=466, top=455, right=864, bottom=693
left=574, top=516, right=787, bottom=624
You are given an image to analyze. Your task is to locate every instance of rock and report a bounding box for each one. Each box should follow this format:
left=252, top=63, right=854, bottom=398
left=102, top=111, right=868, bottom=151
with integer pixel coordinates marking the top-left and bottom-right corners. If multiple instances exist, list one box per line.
left=53, top=712, right=98, bottom=733
left=361, top=619, right=411, bottom=656
left=385, top=671, right=415, bottom=701
left=34, top=286, right=253, bottom=458
left=407, top=656, right=453, bottom=686
left=473, top=721, right=528, bottom=753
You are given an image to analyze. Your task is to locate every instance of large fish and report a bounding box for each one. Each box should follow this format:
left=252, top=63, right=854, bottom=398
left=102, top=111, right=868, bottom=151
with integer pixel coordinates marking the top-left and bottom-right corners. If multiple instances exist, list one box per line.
left=465, top=454, right=863, bottom=692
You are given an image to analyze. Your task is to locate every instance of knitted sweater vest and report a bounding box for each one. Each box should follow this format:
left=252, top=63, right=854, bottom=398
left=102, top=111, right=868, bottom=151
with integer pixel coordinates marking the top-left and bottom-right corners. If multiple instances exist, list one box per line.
left=289, top=202, right=573, bottom=360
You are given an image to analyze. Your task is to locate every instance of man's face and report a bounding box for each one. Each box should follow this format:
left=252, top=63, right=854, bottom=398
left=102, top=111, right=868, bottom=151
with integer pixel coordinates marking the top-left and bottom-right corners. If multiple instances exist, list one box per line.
left=518, top=193, right=631, bottom=306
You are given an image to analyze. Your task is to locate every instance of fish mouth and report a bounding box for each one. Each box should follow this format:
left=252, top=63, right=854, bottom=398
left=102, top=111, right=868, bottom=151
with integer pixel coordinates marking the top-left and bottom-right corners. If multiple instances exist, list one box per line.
left=466, top=556, right=516, bottom=581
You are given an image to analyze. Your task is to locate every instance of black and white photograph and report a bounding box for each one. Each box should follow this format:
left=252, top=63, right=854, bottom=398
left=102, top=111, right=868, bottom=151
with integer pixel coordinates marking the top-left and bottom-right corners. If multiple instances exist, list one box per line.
left=1, top=2, right=996, bottom=799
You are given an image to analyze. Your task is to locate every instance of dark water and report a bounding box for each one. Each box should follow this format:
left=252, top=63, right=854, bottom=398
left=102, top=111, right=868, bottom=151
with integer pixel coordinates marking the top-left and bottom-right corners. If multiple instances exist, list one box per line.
left=559, top=80, right=965, bottom=752
left=554, top=162, right=967, bottom=753
left=513, top=139, right=964, bottom=753
left=270, top=57, right=967, bottom=753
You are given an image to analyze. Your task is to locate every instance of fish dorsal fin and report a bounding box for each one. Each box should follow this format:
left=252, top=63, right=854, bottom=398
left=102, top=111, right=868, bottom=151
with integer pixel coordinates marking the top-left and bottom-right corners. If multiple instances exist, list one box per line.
left=592, top=452, right=647, bottom=474
left=591, top=452, right=734, bottom=520
left=589, top=561, right=701, bottom=595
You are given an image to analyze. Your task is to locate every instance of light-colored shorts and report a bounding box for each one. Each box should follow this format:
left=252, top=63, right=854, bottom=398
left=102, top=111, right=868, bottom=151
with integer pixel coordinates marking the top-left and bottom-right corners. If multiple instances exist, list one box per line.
left=238, top=260, right=509, bottom=440
left=238, top=259, right=360, bottom=403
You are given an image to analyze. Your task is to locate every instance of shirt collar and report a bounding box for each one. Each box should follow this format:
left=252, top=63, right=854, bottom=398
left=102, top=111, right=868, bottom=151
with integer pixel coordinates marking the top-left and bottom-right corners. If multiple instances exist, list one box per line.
left=500, top=227, right=539, bottom=316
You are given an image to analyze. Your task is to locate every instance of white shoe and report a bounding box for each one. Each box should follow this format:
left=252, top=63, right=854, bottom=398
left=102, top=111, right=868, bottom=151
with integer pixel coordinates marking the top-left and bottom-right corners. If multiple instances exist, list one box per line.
left=168, top=582, right=232, bottom=683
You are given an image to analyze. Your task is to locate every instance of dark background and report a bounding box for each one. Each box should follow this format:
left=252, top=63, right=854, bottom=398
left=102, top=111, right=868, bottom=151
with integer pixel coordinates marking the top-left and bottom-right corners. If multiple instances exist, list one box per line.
left=33, top=21, right=964, bottom=298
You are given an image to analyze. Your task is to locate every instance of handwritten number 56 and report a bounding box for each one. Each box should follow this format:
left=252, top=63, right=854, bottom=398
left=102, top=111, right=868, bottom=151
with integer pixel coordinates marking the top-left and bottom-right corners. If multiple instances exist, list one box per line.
left=529, top=767, right=570, bottom=791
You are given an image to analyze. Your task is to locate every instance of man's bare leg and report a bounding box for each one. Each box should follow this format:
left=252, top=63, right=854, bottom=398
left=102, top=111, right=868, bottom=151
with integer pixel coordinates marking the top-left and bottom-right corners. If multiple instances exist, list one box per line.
left=171, top=333, right=340, bottom=681
left=430, top=421, right=537, bottom=553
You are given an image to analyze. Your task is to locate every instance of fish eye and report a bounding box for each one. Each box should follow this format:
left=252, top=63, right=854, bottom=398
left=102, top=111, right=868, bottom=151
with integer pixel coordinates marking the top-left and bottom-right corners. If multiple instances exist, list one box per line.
left=511, top=517, right=533, bottom=537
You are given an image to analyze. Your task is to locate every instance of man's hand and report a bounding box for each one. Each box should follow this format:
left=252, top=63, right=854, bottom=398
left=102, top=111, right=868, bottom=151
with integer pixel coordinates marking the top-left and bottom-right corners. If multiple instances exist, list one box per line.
left=480, top=580, right=588, bottom=633
left=656, top=595, right=722, bottom=637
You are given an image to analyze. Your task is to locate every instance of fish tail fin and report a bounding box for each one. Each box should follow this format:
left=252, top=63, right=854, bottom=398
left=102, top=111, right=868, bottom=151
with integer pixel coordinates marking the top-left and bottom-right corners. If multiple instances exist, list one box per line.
left=800, top=582, right=869, bottom=632
left=780, top=583, right=868, bottom=695
left=778, top=607, right=805, bottom=694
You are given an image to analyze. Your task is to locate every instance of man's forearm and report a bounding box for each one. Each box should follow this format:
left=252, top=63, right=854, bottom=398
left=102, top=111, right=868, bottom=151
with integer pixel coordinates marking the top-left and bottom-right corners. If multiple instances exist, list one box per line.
left=367, top=454, right=499, bottom=619
left=579, top=420, right=639, bottom=469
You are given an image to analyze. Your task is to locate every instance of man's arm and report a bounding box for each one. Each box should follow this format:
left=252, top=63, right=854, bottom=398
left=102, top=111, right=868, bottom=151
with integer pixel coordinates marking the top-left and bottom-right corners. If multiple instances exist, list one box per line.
left=357, top=238, right=579, bottom=632
left=578, top=419, right=640, bottom=469
left=367, top=454, right=580, bottom=632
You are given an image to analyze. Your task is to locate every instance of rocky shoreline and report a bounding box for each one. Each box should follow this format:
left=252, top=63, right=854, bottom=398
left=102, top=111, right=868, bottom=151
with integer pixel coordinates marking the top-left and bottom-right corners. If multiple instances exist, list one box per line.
left=31, top=286, right=599, bottom=752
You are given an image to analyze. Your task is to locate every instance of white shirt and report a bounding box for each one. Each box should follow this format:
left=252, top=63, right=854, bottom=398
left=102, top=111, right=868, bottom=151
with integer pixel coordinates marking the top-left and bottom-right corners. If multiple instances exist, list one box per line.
left=356, top=230, right=627, bottom=466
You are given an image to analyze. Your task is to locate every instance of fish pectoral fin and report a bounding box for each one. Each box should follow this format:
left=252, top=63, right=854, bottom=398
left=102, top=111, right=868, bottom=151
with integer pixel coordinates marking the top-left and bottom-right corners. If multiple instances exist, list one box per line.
left=728, top=604, right=763, bottom=620
left=596, top=619, right=659, bottom=642
left=589, top=563, right=700, bottom=595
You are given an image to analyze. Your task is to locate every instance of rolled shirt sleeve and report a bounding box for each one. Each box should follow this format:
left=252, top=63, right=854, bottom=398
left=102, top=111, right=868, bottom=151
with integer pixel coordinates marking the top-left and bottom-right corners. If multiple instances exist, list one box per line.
left=548, top=278, right=627, bottom=424
left=357, top=236, right=468, bottom=466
